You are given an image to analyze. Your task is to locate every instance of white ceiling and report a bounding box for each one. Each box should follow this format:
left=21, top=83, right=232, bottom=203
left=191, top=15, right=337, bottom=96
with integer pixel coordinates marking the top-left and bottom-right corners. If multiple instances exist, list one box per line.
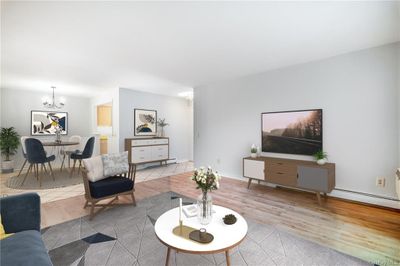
left=1, top=1, right=399, bottom=97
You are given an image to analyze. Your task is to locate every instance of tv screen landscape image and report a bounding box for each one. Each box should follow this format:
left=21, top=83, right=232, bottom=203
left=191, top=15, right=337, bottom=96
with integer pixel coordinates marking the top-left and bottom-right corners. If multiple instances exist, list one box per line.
left=262, top=109, right=322, bottom=155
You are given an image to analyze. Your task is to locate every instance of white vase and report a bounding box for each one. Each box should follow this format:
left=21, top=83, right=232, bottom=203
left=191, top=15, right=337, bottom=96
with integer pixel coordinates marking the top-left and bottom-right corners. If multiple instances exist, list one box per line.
left=197, top=192, right=213, bottom=225
left=250, top=153, right=257, bottom=158
left=317, top=158, right=327, bottom=165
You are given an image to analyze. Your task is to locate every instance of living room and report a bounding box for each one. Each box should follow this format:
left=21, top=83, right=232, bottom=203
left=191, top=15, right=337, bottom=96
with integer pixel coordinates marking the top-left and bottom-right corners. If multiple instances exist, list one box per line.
left=1, top=1, right=399, bottom=266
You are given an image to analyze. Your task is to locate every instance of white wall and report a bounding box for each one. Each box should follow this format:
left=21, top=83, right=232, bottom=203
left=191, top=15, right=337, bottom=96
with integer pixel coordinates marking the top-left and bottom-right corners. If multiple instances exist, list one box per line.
left=119, top=88, right=193, bottom=162
left=0, top=88, right=92, bottom=167
left=194, top=43, right=399, bottom=199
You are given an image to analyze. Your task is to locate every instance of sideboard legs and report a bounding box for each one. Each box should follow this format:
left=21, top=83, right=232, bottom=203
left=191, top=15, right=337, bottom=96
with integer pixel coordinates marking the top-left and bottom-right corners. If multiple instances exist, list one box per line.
left=247, top=178, right=252, bottom=189
left=316, top=192, right=322, bottom=205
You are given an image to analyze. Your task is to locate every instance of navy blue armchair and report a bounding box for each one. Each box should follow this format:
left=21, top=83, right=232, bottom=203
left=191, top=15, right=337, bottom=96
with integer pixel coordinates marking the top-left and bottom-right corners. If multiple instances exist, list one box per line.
left=70, top=136, right=95, bottom=177
left=0, top=193, right=52, bottom=266
left=23, top=138, right=56, bottom=187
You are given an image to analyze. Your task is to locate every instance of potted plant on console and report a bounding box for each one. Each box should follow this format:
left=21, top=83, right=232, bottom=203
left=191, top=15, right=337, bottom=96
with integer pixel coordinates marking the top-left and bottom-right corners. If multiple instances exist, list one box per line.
left=250, top=144, right=258, bottom=158
left=157, top=118, right=169, bottom=137
left=313, top=150, right=328, bottom=165
left=0, top=127, right=20, bottom=173
left=191, top=167, right=221, bottom=225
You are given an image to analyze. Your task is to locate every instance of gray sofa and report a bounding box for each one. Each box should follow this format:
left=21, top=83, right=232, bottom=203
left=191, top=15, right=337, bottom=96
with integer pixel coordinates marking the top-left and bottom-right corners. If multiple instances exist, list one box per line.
left=0, top=193, right=52, bottom=266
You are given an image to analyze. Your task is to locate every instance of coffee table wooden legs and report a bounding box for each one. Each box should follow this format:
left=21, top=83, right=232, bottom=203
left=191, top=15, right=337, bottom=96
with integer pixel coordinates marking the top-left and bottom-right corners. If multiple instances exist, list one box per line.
left=165, top=247, right=171, bottom=266
left=164, top=247, right=231, bottom=266
left=225, top=250, right=231, bottom=266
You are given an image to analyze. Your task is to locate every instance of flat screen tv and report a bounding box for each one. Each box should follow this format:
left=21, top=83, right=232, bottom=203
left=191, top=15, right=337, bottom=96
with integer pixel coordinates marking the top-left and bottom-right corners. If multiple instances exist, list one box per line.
left=262, top=109, right=322, bottom=155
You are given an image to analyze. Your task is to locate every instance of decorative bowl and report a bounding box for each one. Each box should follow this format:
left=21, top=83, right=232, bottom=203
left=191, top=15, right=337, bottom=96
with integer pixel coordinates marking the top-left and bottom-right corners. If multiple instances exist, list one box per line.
left=223, top=214, right=237, bottom=225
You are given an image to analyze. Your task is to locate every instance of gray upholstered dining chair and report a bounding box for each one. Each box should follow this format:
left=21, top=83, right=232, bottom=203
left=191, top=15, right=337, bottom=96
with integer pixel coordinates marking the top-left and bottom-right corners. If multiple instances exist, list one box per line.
left=70, top=136, right=95, bottom=177
left=16, top=136, right=29, bottom=177
left=22, top=138, right=56, bottom=187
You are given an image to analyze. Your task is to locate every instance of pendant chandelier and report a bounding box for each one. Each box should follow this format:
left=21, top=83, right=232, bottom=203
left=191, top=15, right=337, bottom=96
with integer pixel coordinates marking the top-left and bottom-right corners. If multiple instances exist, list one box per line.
left=42, top=86, right=65, bottom=109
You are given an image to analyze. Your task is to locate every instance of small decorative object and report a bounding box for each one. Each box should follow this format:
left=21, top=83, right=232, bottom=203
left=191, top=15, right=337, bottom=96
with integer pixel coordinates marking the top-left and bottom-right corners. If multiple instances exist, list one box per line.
left=157, top=118, right=169, bottom=137
left=55, top=126, right=62, bottom=143
left=189, top=228, right=214, bottom=244
left=0, top=127, right=20, bottom=173
left=134, top=109, right=157, bottom=136
left=250, top=144, right=257, bottom=158
left=182, top=204, right=198, bottom=218
left=179, top=198, right=183, bottom=234
left=313, top=150, right=328, bottom=165
left=192, top=166, right=221, bottom=225
left=223, top=214, right=237, bottom=225
left=31, top=111, right=68, bottom=135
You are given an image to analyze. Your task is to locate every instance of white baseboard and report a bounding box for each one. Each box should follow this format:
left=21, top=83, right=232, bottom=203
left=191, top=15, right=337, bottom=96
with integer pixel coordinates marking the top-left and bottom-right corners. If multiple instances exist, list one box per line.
left=222, top=174, right=400, bottom=210
left=328, top=189, right=400, bottom=210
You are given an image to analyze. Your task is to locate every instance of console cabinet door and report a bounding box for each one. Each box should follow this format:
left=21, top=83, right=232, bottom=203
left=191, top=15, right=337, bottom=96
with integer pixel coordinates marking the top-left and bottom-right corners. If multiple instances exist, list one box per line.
left=243, top=159, right=265, bottom=180
left=297, top=166, right=329, bottom=192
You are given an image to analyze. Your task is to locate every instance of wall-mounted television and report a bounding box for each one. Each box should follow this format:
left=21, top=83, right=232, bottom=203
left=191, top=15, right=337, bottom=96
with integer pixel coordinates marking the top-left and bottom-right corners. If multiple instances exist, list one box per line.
left=261, top=109, right=322, bottom=155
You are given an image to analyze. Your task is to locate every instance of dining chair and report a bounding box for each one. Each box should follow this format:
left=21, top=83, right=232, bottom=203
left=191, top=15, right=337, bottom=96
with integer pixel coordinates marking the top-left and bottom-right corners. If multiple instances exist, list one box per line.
left=16, top=136, right=29, bottom=177
left=70, top=137, right=95, bottom=177
left=22, top=138, right=56, bottom=187
left=60, top=135, right=82, bottom=171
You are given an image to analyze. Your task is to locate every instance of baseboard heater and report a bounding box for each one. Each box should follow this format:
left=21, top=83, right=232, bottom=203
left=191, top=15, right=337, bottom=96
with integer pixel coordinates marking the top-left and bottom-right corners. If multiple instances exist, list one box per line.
left=333, top=188, right=400, bottom=202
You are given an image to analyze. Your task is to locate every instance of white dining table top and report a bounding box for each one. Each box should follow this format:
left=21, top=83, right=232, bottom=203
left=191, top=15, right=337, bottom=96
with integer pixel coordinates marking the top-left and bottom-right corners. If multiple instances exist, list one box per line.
left=154, top=205, right=248, bottom=253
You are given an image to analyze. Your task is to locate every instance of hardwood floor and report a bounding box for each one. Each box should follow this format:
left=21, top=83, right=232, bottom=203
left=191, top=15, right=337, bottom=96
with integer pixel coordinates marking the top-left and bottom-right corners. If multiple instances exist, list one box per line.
left=41, top=173, right=400, bottom=265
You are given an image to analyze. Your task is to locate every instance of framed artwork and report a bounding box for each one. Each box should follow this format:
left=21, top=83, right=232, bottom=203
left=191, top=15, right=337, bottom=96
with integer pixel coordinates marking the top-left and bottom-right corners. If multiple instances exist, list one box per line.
left=134, top=109, right=157, bottom=136
left=31, top=111, right=68, bottom=135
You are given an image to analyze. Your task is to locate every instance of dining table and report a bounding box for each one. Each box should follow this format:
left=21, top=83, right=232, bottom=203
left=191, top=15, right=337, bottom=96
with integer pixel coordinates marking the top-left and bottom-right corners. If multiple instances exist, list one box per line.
left=42, top=141, right=80, bottom=172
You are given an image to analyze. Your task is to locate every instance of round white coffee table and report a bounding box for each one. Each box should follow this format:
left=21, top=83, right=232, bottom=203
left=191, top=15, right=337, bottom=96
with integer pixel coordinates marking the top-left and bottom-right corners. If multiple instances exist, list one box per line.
left=154, top=205, right=248, bottom=266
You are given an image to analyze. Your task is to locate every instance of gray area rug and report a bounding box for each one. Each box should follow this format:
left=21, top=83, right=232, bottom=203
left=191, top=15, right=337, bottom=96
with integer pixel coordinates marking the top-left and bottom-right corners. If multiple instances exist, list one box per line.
left=7, top=169, right=82, bottom=190
left=41, top=192, right=369, bottom=266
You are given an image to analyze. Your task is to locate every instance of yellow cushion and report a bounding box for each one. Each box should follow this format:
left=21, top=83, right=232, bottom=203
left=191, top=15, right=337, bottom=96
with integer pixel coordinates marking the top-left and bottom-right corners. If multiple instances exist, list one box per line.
left=0, top=216, right=13, bottom=240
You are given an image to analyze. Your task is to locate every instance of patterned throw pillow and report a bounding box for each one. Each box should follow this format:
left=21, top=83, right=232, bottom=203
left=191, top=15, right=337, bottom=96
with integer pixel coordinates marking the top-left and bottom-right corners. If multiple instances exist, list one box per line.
left=102, top=151, right=129, bottom=177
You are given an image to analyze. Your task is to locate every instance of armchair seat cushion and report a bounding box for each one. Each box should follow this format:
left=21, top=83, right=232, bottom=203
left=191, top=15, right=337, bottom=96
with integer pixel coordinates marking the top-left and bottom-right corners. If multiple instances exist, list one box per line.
left=0, top=230, right=53, bottom=266
left=89, top=176, right=133, bottom=199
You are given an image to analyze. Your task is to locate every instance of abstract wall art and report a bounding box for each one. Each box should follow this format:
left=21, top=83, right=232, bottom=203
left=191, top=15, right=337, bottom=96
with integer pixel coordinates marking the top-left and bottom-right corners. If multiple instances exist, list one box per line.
left=31, top=111, right=68, bottom=135
left=134, top=109, right=157, bottom=136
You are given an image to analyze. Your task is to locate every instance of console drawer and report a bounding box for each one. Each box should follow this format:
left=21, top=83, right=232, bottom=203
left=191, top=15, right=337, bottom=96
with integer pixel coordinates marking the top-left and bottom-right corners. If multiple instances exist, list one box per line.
left=131, top=146, right=151, bottom=163
left=151, top=145, right=168, bottom=160
left=131, top=139, right=152, bottom=146
left=265, top=171, right=297, bottom=187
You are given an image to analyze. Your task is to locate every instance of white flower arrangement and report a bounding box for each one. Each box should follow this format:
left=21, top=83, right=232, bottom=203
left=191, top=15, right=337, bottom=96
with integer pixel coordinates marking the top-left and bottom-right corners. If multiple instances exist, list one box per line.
left=191, top=166, right=221, bottom=193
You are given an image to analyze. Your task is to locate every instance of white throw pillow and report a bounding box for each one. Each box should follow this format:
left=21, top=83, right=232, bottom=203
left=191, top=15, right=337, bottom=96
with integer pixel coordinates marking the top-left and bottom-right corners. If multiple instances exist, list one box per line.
left=102, top=151, right=129, bottom=177
left=83, top=156, right=106, bottom=182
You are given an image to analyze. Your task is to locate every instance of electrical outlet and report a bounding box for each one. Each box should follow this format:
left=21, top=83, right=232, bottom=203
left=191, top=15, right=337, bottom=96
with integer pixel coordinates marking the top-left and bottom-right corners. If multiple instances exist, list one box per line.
left=376, top=177, right=386, bottom=187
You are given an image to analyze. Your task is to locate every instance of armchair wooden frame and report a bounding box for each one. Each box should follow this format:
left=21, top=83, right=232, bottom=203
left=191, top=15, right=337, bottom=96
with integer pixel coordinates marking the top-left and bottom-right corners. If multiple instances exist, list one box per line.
left=82, top=163, right=137, bottom=220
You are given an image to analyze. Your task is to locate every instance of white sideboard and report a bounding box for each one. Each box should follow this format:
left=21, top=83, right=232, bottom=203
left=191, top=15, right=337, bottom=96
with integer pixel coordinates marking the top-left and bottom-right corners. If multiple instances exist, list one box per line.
left=125, top=137, right=169, bottom=165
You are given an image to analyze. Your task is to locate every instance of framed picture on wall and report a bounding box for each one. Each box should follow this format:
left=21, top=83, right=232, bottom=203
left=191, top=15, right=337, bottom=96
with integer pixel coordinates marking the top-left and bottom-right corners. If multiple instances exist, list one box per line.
left=31, top=111, right=68, bottom=135
left=134, top=109, right=157, bottom=136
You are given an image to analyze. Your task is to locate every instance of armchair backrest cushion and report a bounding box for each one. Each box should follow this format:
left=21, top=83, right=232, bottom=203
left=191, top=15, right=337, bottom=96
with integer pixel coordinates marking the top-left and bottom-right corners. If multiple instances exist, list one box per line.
left=102, top=151, right=129, bottom=177
left=83, top=156, right=105, bottom=182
